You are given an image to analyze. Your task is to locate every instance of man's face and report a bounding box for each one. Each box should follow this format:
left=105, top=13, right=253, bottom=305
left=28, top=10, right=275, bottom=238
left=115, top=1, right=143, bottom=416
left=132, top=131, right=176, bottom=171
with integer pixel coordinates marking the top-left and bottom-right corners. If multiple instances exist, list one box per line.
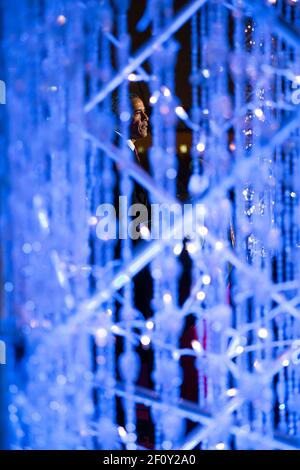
left=130, top=97, right=149, bottom=140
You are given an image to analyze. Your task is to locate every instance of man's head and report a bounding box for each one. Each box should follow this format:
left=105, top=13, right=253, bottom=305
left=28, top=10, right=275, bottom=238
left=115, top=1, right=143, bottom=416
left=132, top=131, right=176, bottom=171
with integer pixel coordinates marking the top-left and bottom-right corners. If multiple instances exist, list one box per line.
left=129, top=94, right=149, bottom=142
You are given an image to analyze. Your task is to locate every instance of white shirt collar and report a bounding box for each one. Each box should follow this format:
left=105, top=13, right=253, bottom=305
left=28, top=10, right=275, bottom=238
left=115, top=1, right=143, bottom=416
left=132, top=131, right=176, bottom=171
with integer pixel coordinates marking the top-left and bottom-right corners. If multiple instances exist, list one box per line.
left=115, top=130, right=135, bottom=152
left=127, top=139, right=135, bottom=151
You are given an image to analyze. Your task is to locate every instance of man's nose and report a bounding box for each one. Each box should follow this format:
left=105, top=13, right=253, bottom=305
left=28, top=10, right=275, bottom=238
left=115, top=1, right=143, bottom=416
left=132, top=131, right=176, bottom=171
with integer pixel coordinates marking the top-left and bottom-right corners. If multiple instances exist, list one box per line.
left=142, top=111, right=149, bottom=122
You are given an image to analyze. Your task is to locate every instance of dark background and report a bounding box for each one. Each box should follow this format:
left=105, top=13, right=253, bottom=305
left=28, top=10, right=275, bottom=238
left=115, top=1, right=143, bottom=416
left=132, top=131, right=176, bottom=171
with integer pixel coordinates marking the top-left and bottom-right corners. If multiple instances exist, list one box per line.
left=128, top=0, right=192, bottom=108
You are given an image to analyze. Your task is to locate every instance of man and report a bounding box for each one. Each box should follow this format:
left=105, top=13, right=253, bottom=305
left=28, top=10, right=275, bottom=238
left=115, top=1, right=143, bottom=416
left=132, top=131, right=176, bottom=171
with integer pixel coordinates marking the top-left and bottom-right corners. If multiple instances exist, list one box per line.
left=114, top=94, right=153, bottom=445
left=129, top=94, right=149, bottom=146
left=128, top=95, right=150, bottom=220
left=113, top=92, right=149, bottom=155
left=114, top=93, right=151, bottom=233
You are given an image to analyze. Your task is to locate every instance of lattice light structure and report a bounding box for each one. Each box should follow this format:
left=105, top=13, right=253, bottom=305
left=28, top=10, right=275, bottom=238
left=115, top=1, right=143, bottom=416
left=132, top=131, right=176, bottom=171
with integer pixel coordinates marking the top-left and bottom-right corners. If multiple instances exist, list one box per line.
left=2, top=0, right=300, bottom=450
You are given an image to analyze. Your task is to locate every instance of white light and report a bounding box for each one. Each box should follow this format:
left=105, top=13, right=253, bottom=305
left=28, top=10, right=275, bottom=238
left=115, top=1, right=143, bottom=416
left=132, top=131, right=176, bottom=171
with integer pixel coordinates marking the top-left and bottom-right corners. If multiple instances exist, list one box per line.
left=187, top=242, right=197, bottom=254
left=236, top=345, right=244, bottom=355
left=254, top=108, right=264, bottom=119
left=279, top=403, right=285, bottom=410
left=141, top=335, right=151, bottom=346
left=89, top=216, right=98, bottom=226
left=202, top=69, right=210, bottom=78
left=150, top=92, right=159, bottom=105
left=179, top=144, right=188, bottom=154
left=196, top=291, right=206, bottom=301
left=291, top=192, right=296, bottom=198
left=163, top=293, right=172, bottom=304
left=215, top=241, right=224, bottom=251
left=111, top=325, right=121, bottom=334
left=227, top=388, right=237, bottom=397
left=282, top=359, right=290, bottom=367
left=128, top=73, right=137, bottom=81
left=96, top=328, right=107, bottom=339
left=191, top=340, right=203, bottom=353
left=173, top=351, right=180, bottom=360
left=118, top=426, right=127, bottom=438
left=140, top=225, right=150, bottom=240
left=57, top=15, right=67, bottom=25
left=216, top=442, right=225, bottom=450
left=196, top=142, right=205, bottom=152
left=162, top=86, right=171, bottom=97
left=173, top=243, right=182, bottom=256
left=30, top=319, right=38, bottom=328
left=38, top=210, right=49, bottom=230
left=202, top=274, right=211, bottom=285
left=146, top=320, right=154, bottom=330
left=258, top=328, right=268, bottom=339
left=198, top=226, right=208, bottom=236
left=175, top=106, right=188, bottom=120
left=197, top=204, right=206, bottom=216
left=113, top=274, right=130, bottom=289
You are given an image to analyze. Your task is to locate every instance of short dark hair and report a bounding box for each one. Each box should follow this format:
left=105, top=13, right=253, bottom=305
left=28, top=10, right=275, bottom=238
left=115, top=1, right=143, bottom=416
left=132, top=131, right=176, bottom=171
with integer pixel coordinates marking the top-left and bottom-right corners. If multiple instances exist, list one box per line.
left=112, top=92, right=140, bottom=115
